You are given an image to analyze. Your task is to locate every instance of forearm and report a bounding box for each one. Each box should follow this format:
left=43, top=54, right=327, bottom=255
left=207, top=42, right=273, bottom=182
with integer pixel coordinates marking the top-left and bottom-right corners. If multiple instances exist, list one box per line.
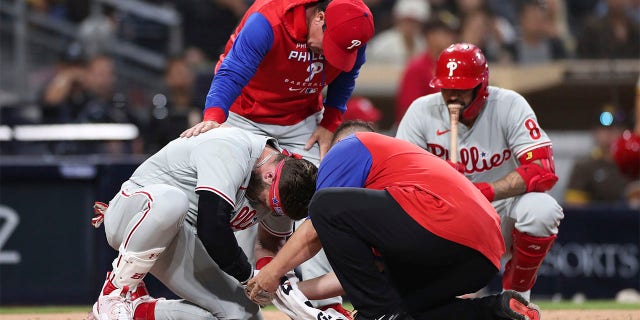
left=297, top=272, right=344, bottom=300
left=489, top=170, right=527, bottom=201
left=263, top=219, right=322, bottom=277
left=489, top=159, right=549, bottom=200
left=43, top=75, right=74, bottom=105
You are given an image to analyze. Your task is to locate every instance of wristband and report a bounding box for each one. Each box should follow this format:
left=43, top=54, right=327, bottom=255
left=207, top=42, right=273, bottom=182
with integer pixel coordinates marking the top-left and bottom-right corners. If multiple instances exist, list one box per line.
left=256, top=256, right=274, bottom=270
left=474, top=182, right=495, bottom=202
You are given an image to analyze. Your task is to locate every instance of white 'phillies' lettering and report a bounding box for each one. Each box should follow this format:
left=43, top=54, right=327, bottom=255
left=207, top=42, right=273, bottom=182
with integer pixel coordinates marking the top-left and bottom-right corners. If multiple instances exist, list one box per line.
left=447, top=61, right=458, bottom=76
left=287, top=51, right=323, bottom=62
left=427, top=143, right=512, bottom=173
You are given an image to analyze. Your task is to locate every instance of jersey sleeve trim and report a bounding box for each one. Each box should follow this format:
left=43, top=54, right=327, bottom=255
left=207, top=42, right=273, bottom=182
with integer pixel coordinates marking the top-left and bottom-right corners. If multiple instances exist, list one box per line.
left=195, top=186, right=235, bottom=207
left=516, top=141, right=553, bottom=159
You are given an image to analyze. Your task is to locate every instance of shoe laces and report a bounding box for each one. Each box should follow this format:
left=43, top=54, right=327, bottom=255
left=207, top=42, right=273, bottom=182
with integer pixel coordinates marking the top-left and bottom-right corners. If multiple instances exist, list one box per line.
left=104, top=286, right=132, bottom=320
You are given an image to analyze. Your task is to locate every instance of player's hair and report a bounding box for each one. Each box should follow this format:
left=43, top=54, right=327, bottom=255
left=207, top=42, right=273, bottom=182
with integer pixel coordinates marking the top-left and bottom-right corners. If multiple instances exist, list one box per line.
left=279, top=158, right=318, bottom=220
left=331, top=120, right=375, bottom=146
left=307, top=0, right=330, bottom=11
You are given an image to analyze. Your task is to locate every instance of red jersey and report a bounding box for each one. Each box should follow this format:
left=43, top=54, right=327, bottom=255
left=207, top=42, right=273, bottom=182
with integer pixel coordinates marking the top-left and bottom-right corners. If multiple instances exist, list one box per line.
left=317, top=132, right=506, bottom=269
left=206, top=0, right=363, bottom=129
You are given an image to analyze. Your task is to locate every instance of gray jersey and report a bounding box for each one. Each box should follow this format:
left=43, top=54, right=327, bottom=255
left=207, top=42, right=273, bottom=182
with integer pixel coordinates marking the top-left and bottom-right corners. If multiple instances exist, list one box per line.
left=396, top=86, right=552, bottom=183
left=129, top=126, right=292, bottom=236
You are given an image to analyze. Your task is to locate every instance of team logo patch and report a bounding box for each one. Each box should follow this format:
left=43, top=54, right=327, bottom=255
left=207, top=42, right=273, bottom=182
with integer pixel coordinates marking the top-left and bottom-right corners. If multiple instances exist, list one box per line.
left=347, top=40, right=362, bottom=50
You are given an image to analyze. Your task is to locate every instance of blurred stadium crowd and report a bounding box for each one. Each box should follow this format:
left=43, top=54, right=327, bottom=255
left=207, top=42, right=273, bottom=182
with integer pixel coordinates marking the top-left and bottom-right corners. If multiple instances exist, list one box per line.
left=0, top=0, right=638, bottom=206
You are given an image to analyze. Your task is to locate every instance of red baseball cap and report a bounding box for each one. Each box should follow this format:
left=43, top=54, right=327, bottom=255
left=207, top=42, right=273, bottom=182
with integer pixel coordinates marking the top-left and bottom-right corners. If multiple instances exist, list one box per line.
left=344, top=96, right=382, bottom=122
left=323, top=0, right=375, bottom=72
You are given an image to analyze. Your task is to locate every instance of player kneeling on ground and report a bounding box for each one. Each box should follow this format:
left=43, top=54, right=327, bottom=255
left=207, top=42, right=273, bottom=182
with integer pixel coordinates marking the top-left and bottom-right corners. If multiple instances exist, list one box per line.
left=89, top=126, right=317, bottom=320
left=396, top=43, right=563, bottom=302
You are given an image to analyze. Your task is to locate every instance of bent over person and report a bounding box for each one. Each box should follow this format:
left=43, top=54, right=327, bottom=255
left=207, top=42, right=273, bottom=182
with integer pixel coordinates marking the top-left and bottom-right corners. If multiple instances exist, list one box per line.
left=396, top=43, right=564, bottom=301
left=249, top=121, right=541, bottom=320
left=182, top=0, right=374, bottom=163
left=89, top=126, right=317, bottom=320
left=180, top=0, right=375, bottom=311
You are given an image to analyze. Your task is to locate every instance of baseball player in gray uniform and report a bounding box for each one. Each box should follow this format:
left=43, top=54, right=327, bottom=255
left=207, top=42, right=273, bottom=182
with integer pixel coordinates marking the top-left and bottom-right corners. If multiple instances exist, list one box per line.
left=89, top=126, right=317, bottom=320
left=396, top=43, right=564, bottom=301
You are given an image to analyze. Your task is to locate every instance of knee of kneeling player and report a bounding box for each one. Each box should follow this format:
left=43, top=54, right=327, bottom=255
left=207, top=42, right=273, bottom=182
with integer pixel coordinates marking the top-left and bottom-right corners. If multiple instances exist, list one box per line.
left=519, top=210, right=563, bottom=237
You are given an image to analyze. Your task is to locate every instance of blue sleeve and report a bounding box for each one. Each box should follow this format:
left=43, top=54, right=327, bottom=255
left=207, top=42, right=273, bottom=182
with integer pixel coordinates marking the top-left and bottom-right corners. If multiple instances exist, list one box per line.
left=316, top=134, right=372, bottom=189
left=323, top=45, right=367, bottom=113
left=204, top=13, right=274, bottom=113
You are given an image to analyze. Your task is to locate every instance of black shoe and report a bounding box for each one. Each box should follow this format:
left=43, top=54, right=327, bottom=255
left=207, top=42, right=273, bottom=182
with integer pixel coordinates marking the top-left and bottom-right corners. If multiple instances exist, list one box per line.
left=495, top=290, right=541, bottom=320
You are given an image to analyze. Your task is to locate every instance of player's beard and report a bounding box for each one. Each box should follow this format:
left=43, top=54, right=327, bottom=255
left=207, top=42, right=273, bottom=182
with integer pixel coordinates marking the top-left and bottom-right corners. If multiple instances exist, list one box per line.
left=246, top=169, right=268, bottom=211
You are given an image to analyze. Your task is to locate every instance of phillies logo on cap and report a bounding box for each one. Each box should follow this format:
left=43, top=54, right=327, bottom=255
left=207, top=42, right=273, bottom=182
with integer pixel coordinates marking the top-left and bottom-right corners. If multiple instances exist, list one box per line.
left=347, top=40, right=362, bottom=50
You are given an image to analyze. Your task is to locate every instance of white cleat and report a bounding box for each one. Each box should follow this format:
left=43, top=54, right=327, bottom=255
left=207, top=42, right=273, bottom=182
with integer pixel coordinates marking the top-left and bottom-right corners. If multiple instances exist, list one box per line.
left=92, top=285, right=133, bottom=320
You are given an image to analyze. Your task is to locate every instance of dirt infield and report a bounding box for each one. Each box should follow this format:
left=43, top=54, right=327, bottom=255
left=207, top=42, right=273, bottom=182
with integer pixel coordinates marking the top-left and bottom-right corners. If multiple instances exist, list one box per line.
left=1, top=310, right=639, bottom=320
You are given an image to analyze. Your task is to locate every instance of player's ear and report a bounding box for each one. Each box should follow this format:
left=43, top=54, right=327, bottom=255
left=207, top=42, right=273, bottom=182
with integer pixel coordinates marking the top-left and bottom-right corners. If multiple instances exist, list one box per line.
left=262, top=168, right=275, bottom=185
left=314, top=10, right=325, bottom=25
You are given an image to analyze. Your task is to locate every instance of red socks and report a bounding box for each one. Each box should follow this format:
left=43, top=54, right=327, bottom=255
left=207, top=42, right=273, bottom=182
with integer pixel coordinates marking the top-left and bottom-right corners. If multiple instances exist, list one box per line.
left=503, top=229, right=557, bottom=292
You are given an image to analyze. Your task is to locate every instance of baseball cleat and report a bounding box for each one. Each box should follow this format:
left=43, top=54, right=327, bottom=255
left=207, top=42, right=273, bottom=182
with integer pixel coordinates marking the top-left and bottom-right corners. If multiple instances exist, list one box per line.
left=496, top=290, right=541, bottom=320
left=92, top=282, right=133, bottom=320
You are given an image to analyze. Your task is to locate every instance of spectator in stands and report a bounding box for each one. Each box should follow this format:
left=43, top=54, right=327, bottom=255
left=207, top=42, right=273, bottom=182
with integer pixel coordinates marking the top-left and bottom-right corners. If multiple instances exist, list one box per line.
left=366, top=0, right=431, bottom=66
left=546, top=0, right=575, bottom=56
left=485, top=0, right=518, bottom=26
left=76, top=55, right=130, bottom=124
left=512, top=0, right=567, bottom=65
left=39, top=42, right=88, bottom=124
left=146, top=56, right=202, bottom=152
left=77, top=4, right=118, bottom=58
left=565, top=0, right=601, bottom=37
left=394, top=15, right=458, bottom=127
left=576, top=0, right=640, bottom=59
left=564, top=105, right=632, bottom=206
left=343, top=96, right=383, bottom=129
left=458, top=5, right=515, bottom=63
left=40, top=54, right=136, bottom=154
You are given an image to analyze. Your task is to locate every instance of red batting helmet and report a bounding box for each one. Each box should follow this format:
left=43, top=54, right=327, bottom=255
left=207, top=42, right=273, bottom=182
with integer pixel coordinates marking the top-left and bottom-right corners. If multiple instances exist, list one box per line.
left=611, top=130, right=640, bottom=180
left=430, top=43, right=489, bottom=119
left=344, top=96, right=382, bottom=123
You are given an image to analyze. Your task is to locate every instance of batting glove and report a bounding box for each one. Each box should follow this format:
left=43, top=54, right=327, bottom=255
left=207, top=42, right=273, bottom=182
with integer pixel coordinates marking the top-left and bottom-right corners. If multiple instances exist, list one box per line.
left=91, top=201, right=109, bottom=228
